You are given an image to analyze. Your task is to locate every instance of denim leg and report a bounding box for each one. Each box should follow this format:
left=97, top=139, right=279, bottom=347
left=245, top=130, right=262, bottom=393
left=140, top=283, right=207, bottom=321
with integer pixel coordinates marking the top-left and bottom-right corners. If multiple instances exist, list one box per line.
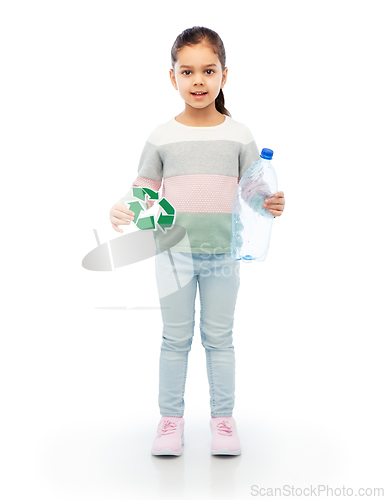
left=198, top=253, right=241, bottom=417
left=155, top=252, right=198, bottom=417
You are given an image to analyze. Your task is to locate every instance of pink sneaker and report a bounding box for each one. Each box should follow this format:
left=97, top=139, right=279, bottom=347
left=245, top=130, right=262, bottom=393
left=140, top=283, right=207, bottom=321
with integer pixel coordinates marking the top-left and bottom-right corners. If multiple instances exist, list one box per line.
left=151, top=416, right=185, bottom=456
left=210, top=416, right=241, bottom=455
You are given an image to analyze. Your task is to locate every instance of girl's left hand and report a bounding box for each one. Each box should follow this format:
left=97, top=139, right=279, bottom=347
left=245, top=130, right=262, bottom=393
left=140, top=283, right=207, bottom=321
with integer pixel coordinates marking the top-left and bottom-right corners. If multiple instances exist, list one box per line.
left=263, top=191, right=285, bottom=217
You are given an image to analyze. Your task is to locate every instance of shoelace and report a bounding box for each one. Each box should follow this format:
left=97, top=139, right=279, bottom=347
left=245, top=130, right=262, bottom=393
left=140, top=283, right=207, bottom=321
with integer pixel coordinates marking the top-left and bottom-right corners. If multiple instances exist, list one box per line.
left=157, top=419, right=178, bottom=435
left=216, top=420, right=233, bottom=436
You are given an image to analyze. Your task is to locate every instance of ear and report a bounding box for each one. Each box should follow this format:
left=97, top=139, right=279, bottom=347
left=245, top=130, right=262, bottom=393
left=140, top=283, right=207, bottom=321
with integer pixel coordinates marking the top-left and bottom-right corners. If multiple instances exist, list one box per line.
left=221, top=67, right=228, bottom=89
left=169, top=69, right=178, bottom=90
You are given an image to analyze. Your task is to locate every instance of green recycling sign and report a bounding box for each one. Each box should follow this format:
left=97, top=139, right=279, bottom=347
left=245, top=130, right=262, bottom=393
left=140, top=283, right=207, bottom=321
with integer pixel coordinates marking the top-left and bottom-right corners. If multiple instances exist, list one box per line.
left=125, top=187, right=176, bottom=234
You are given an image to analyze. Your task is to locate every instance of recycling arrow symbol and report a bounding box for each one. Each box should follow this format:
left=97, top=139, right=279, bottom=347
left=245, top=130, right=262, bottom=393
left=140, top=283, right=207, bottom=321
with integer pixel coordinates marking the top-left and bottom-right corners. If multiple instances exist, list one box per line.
left=125, top=187, right=176, bottom=234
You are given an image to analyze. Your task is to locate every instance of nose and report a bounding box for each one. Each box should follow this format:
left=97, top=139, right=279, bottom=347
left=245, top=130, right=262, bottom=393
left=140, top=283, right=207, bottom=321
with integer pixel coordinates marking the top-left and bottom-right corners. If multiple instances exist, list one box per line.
left=193, top=73, right=204, bottom=86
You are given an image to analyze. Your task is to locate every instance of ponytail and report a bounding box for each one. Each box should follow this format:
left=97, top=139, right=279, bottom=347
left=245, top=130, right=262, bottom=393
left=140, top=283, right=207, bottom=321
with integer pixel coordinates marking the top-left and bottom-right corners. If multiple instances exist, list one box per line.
left=215, top=88, right=231, bottom=117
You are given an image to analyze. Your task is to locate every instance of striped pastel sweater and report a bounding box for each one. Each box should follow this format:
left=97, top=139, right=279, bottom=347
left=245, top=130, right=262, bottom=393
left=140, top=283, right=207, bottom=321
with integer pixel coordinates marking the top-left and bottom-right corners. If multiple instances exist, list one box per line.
left=118, top=115, right=260, bottom=254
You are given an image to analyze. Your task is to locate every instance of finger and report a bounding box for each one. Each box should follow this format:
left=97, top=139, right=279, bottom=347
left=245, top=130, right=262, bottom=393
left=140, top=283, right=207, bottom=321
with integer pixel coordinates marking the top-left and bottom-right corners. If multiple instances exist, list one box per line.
left=265, top=193, right=283, bottom=203
left=274, top=191, right=285, bottom=197
left=111, top=223, right=123, bottom=233
left=265, top=195, right=281, bottom=202
left=264, top=202, right=284, bottom=208
left=266, top=204, right=283, bottom=211
left=265, top=197, right=285, bottom=206
left=112, top=210, right=135, bottom=221
left=116, top=203, right=135, bottom=212
left=111, top=215, right=132, bottom=225
left=269, top=209, right=282, bottom=216
left=114, top=208, right=136, bottom=218
left=265, top=197, right=285, bottom=207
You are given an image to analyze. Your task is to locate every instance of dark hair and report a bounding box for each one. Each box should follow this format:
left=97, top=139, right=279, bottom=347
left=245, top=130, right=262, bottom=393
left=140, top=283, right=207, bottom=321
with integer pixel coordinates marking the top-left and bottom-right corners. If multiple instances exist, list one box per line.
left=171, top=26, right=231, bottom=117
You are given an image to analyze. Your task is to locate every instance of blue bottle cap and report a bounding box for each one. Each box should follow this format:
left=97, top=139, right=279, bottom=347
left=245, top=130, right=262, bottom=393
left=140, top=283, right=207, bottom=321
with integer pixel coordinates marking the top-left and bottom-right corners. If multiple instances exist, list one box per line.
left=260, top=148, right=274, bottom=160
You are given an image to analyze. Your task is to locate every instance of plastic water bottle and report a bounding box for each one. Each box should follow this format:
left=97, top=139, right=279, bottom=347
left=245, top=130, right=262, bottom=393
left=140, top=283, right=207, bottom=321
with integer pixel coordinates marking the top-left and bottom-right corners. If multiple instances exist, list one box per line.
left=231, top=148, right=278, bottom=262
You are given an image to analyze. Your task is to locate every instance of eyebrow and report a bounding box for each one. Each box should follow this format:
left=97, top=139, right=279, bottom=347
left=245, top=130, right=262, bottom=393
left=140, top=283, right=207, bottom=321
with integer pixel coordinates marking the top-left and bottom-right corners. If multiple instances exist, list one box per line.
left=179, top=64, right=218, bottom=69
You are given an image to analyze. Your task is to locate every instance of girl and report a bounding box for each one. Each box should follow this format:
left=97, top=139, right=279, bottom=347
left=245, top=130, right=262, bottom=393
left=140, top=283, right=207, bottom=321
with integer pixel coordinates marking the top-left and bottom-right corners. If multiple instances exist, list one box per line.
left=110, top=26, right=285, bottom=457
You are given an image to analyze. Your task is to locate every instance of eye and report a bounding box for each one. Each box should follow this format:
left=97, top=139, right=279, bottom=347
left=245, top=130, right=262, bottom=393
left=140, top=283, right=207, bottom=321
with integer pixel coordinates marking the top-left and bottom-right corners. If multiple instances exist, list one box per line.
left=182, top=70, right=191, bottom=75
left=205, top=69, right=214, bottom=75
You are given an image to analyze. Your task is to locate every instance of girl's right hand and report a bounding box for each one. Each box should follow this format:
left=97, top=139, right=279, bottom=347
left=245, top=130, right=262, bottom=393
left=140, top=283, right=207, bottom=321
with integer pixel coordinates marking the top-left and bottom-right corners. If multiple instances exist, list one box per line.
left=110, top=203, right=136, bottom=233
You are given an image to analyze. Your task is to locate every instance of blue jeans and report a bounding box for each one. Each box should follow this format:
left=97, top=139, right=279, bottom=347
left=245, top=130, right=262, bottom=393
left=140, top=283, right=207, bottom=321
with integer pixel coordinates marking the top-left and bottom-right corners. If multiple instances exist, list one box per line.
left=155, top=251, right=241, bottom=417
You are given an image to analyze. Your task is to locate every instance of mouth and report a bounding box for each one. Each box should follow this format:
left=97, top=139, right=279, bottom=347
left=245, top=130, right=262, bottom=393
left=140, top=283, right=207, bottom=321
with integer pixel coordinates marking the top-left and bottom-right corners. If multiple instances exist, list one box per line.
left=191, top=91, right=207, bottom=99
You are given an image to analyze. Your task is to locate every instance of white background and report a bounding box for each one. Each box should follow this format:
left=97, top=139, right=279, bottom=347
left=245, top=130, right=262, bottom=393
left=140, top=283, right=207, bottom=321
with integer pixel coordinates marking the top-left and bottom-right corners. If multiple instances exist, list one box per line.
left=1, top=1, right=384, bottom=499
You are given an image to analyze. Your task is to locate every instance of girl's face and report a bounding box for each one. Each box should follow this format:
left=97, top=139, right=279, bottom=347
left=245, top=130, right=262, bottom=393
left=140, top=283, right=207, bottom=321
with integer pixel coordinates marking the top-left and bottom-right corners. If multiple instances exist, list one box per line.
left=170, top=43, right=227, bottom=111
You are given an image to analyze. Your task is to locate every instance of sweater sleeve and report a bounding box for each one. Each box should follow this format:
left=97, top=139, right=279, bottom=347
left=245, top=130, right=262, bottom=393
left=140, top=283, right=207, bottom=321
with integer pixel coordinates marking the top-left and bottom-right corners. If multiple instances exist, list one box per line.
left=117, top=138, right=163, bottom=208
left=238, top=126, right=260, bottom=180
